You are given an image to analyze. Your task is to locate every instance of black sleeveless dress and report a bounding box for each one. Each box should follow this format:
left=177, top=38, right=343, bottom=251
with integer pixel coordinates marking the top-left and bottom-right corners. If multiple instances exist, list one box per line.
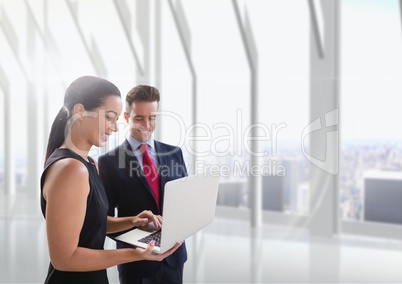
left=40, top=148, right=109, bottom=284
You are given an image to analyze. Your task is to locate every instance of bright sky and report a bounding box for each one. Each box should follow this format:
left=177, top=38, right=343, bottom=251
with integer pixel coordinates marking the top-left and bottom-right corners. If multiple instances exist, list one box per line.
left=341, top=0, right=402, bottom=141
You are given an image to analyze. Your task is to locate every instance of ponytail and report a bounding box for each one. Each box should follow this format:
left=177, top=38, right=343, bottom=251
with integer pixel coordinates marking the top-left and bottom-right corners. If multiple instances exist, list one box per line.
left=45, top=107, right=69, bottom=163
left=44, top=76, right=121, bottom=164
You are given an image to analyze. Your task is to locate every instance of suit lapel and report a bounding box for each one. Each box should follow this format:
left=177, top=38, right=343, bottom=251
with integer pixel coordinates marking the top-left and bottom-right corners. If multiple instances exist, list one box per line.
left=154, top=141, right=167, bottom=213
left=154, top=141, right=166, bottom=191
left=121, top=140, right=152, bottom=194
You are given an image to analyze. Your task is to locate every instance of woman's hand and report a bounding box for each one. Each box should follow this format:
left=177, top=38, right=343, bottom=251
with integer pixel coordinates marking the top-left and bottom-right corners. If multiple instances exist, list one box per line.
left=106, top=210, right=162, bottom=234
left=133, top=210, right=163, bottom=229
left=133, top=241, right=182, bottom=261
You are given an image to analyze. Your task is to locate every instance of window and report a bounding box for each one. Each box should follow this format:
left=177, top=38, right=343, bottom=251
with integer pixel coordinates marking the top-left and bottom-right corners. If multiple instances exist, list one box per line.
left=249, top=0, right=310, bottom=215
left=340, top=0, right=402, bottom=225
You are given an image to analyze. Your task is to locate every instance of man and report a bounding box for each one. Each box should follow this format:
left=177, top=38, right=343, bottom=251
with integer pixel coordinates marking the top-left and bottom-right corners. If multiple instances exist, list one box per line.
left=99, top=85, right=187, bottom=284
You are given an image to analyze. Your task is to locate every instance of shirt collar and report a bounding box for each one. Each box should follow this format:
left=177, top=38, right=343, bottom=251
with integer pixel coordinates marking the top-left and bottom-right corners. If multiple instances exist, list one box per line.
left=127, top=135, right=155, bottom=151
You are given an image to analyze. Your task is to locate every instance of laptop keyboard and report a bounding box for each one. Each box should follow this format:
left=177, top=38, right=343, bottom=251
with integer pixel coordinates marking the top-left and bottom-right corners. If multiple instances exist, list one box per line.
left=138, top=231, right=161, bottom=247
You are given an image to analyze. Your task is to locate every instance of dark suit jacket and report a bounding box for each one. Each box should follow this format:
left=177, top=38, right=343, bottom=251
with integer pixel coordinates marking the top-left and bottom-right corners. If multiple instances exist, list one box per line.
left=98, top=140, right=188, bottom=279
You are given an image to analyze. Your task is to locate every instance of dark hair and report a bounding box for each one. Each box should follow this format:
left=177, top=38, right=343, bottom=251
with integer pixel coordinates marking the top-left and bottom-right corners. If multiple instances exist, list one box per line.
left=45, top=76, right=121, bottom=162
left=125, top=85, right=160, bottom=114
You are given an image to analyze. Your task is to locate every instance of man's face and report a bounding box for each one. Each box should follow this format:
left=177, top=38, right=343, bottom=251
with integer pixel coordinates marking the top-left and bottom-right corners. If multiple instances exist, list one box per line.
left=125, top=101, right=158, bottom=142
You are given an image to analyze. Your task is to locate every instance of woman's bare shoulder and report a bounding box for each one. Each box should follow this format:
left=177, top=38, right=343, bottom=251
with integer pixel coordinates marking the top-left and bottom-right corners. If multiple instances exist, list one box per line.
left=48, top=157, right=88, bottom=178
left=43, top=158, right=89, bottom=199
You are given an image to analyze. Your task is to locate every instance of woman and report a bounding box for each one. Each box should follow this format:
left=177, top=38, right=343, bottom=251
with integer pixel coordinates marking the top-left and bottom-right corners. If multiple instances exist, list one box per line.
left=40, top=76, right=180, bottom=283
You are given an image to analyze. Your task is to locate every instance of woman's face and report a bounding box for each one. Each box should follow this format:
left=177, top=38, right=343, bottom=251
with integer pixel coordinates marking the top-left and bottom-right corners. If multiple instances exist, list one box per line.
left=81, top=95, right=122, bottom=148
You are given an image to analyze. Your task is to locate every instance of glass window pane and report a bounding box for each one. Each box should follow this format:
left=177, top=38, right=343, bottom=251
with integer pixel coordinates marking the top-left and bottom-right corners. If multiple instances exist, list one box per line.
left=249, top=0, right=310, bottom=215
left=177, top=0, right=250, bottom=208
left=340, top=0, right=402, bottom=224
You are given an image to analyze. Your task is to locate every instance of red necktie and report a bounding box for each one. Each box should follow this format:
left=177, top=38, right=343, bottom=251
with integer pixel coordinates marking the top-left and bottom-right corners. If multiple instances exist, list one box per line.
left=140, top=144, right=160, bottom=210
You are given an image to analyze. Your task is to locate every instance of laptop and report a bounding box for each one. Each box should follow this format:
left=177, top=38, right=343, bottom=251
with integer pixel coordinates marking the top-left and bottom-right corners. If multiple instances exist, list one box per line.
left=114, top=174, right=220, bottom=254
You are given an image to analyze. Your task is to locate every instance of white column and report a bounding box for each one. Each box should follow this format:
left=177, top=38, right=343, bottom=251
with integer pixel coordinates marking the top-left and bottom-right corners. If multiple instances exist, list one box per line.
left=232, top=0, right=260, bottom=228
left=135, top=0, right=150, bottom=84
left=26, top=10, right=40, bottom=198
left=154, top=0, right=162, bottom=139
left=168, top=0, right=197, bottom=173
left=0, top=8, right=16, bottom=197
left=0, top=68, right=14, bottom=197
left=307, top=1, right=340, bottom=282
left=307, top=0, right=340, bottom=237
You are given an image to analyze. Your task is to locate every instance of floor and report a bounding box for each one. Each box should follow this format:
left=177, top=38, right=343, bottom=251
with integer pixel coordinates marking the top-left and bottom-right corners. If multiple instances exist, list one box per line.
left=2, top=194, right=402, bottom=283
